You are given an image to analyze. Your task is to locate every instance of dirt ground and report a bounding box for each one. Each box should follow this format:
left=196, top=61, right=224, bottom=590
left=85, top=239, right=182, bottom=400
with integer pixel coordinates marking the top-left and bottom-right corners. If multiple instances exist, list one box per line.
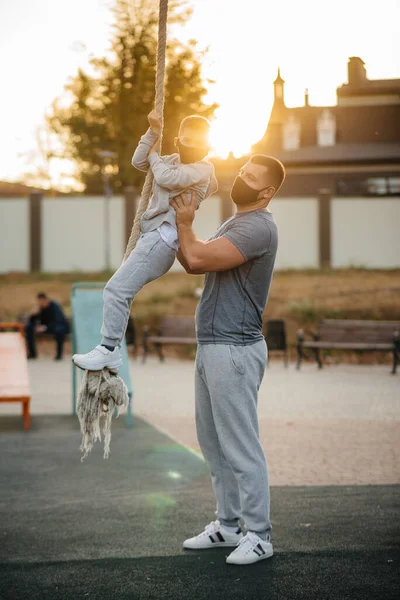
left=1, top=268, right=399, bottom=363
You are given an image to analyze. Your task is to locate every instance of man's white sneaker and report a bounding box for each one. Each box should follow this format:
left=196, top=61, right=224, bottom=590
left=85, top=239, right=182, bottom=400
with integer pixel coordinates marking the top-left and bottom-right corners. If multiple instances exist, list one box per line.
left=226, top=532, right=273, bottom=565
left=72, top=345, right=122, bottom=371
left=183, top=520, right=243, bottom=550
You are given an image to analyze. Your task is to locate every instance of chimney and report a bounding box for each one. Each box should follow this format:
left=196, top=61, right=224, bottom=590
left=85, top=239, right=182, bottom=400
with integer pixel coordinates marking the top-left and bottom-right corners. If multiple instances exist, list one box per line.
left=348, top=57, right=367, bottom=86
left=304, top=88, right=309, bottom=106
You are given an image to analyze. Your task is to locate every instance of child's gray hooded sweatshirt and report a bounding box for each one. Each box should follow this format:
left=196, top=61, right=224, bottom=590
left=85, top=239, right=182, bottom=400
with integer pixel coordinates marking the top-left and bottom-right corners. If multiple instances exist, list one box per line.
left=132, top=128, right=218, bottom=233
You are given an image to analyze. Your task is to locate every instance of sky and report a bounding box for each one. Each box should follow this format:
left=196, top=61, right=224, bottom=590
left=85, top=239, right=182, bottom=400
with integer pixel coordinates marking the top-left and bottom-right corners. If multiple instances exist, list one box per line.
left=1, top=0, right=399, bottom=186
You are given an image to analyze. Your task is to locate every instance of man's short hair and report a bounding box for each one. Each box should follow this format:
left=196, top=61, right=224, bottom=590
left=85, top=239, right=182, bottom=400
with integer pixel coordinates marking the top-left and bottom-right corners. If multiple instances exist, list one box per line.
left=179, top=115, right=211, bottom=137
left=250, top=154, right=286, bottom=193
left=37, top=292, right=47, bottom=300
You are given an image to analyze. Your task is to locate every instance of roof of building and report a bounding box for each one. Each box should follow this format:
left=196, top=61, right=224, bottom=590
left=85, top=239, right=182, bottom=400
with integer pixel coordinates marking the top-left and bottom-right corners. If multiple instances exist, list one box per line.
left=254, top=59, right=400, bottom=157
left=274, top=143, right=400, bottom=166
left=274, top=67, right=284, bottom=84
left=254, top=103, right=400, bottom=153
left=338, top=78, right=400, bottom=97
left=0, top=181, right=41, bottom=197
left=0, top=181, right=63, bottom=197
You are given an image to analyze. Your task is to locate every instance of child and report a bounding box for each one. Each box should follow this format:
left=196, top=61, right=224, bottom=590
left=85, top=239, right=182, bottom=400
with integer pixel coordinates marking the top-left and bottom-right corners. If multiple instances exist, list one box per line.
left=72, top=112, right=217, bottom=371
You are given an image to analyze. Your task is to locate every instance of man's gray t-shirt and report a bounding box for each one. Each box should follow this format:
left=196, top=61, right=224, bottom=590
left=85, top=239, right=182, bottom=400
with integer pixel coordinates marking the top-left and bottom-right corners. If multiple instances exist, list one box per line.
left=196, top=209, right=278, bottom=346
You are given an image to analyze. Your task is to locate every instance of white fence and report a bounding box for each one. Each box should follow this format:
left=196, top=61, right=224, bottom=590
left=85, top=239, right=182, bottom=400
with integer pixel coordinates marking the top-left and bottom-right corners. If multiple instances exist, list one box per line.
left=331, top=197, right=400, bottom=269
left=0, top=195, right=399, bottom=273
left=42, top=196, right=125, bottom=272
left=271, top=197, right=319, bottom=269
left=0, top=198, right=29, bottom=272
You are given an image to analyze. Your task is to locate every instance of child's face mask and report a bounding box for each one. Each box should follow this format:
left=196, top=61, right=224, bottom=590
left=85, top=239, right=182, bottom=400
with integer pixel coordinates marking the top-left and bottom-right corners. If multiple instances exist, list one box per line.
left=175, top=139, right=208, bottom=164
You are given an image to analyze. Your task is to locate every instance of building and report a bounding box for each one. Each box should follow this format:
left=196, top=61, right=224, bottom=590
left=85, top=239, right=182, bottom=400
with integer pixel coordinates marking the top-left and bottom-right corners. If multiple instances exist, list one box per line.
left=0, top=181, right=46, bottom=197
left=212, top=57, right=400, bottom=269
left=252, top=57, right=400, bottom=197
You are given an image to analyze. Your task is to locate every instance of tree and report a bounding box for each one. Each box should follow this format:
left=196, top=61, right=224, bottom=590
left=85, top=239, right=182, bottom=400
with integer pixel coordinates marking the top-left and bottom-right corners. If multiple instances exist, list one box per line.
left=48, top=0, right=217, bottom=193
left=19, top=121, right=77, bottom=192
left=19, top=124, right=54, bottom=190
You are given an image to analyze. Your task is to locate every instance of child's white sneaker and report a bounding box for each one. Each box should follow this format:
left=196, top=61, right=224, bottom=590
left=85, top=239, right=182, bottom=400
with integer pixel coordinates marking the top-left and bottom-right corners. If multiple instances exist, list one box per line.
left=72, top=345, right=122, bottom=371
left=226, top=532, right=273, bottom=565
left=183, top=520, right=243, bottom=550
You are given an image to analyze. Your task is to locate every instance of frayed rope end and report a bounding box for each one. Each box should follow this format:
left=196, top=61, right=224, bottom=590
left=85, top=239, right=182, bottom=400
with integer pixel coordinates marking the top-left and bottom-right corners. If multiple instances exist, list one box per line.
left=76, top=367, right=129, bottom=461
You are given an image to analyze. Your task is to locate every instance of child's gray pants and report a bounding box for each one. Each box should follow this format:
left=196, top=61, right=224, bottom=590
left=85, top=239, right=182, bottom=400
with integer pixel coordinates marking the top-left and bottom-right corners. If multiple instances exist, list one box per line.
left=195, top=340, right=271, bottom=536
left=101, top=230, right=176, bottom=346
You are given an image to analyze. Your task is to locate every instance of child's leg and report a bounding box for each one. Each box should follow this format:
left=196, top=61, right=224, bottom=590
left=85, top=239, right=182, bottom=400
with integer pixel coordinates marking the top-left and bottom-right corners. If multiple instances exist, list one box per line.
left=101, top=231, right=176, bottom=347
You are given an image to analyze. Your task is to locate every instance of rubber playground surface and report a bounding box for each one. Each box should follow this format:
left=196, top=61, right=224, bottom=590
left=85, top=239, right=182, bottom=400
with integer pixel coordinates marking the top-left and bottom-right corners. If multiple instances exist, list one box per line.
left=1, top=415, right=399, bottom=600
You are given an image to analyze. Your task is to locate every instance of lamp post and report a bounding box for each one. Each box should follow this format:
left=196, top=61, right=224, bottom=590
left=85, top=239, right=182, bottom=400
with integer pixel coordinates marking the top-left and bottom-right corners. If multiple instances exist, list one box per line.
left=99, top=151, right=116, bottom=271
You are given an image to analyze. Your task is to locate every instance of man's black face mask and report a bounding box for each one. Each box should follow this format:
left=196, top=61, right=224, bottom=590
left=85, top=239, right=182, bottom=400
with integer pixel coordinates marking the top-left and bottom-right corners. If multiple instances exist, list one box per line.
left=176, top=140, right=208, bottom=164
left=230, top=175, right=266, bottom=205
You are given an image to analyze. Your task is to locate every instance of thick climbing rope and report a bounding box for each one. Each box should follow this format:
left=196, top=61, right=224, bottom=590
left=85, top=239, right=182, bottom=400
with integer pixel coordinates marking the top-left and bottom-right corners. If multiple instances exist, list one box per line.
left=77, top=367, right=129, bottom=461
left=122, top=0, right=169, bottom=262
left=75, top=1, right=169, bottom=461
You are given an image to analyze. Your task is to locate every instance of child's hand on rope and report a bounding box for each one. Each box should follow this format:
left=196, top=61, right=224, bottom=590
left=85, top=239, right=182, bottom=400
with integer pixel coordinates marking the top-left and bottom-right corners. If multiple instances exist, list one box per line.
left=148, top=110, right=161, bottom=134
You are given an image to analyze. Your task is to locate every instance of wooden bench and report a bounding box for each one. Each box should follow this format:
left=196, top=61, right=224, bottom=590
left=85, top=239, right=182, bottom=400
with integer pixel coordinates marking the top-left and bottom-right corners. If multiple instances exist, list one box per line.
left=142, top=316, right=291, bottom=365
left=142, top=316, right=196, bottom=362
left=264, top=319, right=289, bottom=367
left=0, top=323, right=31, bottom=429
left=296, top=319, right=400, bottom=374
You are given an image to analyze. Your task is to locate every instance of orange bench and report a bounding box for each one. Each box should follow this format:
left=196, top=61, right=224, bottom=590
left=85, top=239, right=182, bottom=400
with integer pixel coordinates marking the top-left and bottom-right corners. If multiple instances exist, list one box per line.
left=0, top=323, right=31, bottom=429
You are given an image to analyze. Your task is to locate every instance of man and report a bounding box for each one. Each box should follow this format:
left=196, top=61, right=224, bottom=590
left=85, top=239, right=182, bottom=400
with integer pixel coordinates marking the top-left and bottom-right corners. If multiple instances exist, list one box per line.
left=26, top=293, right=69, bottom=360
left=171, top=154, right=285, bottom=566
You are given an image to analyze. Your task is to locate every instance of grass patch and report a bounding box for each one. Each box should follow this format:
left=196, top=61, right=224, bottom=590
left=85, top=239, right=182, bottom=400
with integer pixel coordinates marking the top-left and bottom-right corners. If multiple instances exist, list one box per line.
left=288, top=300, right=347, bottom=325
left=1, top=268, right=399, bottom=364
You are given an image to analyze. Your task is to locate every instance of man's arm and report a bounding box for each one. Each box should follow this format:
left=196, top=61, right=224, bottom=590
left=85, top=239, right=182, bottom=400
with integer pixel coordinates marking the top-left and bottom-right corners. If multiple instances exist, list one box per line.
left=177, top=226, right=245, bottom=273
left=36, top=307, right=48, bottom=332
left=176, top=249, right=205, bottom=275
left=44, top=301, right=65, bottom=331
left=171, top=192, right=246, bottom=273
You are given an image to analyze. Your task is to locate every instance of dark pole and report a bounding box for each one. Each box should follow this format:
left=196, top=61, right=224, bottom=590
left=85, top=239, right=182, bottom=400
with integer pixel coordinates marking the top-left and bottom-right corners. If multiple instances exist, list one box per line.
left=99, top=151, right=116, bottom=271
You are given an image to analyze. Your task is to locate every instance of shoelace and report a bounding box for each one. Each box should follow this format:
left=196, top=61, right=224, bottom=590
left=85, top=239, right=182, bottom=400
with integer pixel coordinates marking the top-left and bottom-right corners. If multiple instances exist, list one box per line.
left=202, top=521, right=219, bottom=536
left=236, top=532, right=260, bottom=551
left=86, top=348, right=101, bottom=357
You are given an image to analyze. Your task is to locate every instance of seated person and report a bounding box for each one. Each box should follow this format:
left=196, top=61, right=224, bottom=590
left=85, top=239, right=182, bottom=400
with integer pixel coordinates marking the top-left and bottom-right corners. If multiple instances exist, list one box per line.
left=26, top=293, right=69, bottom=361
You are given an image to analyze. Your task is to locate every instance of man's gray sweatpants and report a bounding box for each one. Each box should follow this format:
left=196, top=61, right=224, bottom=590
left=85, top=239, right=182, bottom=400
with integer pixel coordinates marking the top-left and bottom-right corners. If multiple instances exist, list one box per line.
left=195, top=340, right=271, bottom=535
left=101, top=231, right=176, bottom=346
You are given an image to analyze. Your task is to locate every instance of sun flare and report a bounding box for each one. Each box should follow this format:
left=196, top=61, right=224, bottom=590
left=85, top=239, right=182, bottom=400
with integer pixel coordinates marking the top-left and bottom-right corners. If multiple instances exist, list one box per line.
left=0, top=0, right=398, bottom=182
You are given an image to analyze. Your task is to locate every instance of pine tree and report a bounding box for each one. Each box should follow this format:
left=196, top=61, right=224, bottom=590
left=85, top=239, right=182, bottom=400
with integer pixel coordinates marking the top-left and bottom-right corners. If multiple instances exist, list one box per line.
left=48, top=0, right=217, bottom=193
